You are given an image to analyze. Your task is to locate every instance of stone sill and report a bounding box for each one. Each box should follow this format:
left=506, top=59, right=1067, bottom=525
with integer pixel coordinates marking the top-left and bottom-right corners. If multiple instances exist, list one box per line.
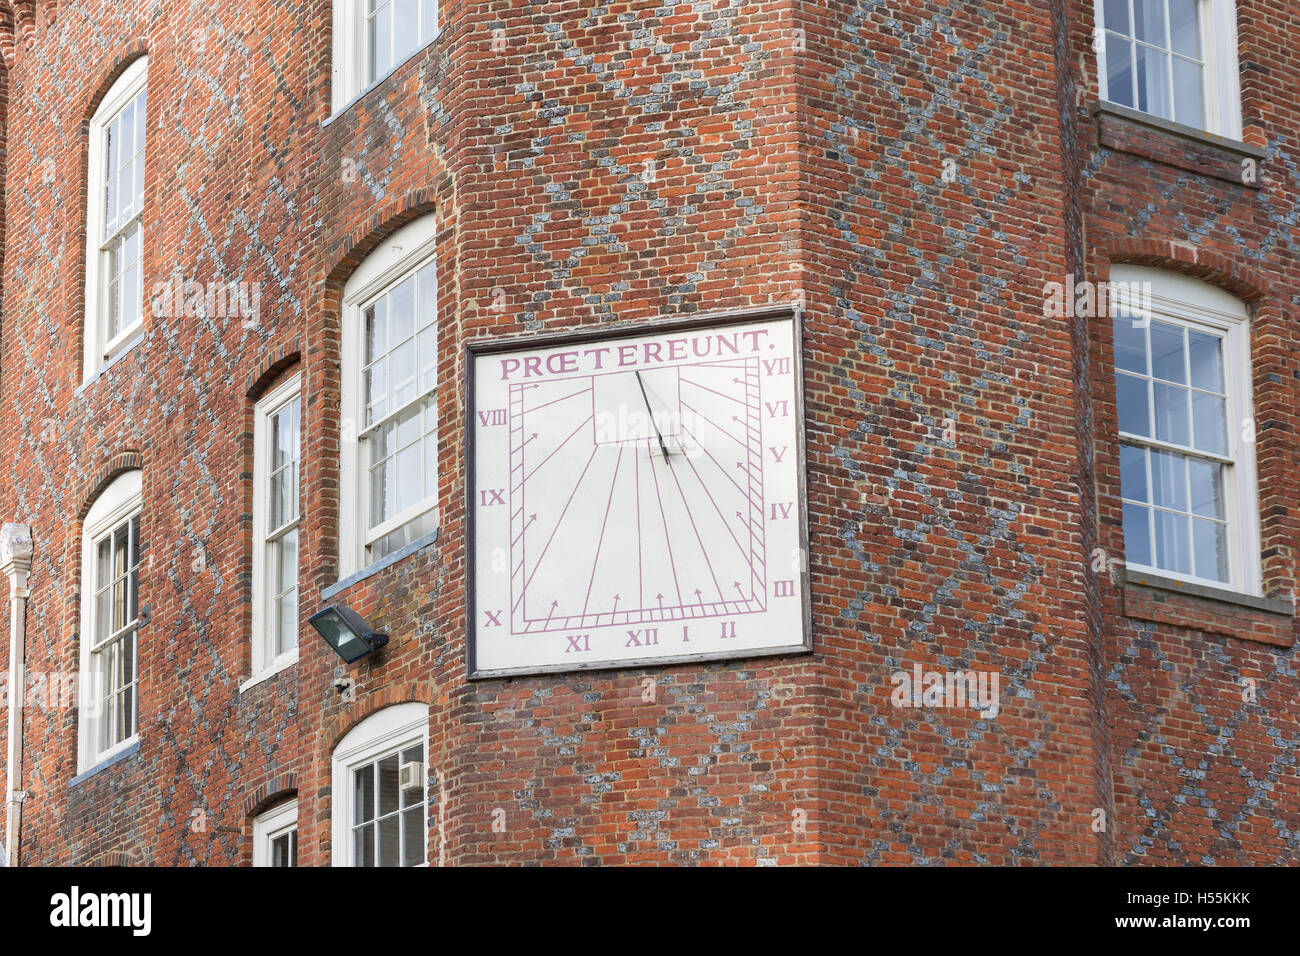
left=1120, top=567, right=1295, bottom=648
left=1092, top=101, right=1264, bottom=188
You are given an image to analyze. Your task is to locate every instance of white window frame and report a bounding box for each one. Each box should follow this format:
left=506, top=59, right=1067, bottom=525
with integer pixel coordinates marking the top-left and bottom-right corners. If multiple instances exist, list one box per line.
left=331, top=0, right=441, bottom=114
left=253, top=799, right=299, bottom=867
left=1094, top=0, right=1242, bottom=139
left=78, top=469, right=144, bottom=773
left=83, top=56, right=149, bottom=381
left=339, top=214, right=440, bottom=578
left=330, top=702, right=430, bottom=867
left=1112, top=265, right=1259, bottom=595
left=248, top=373, right=303, bottom=684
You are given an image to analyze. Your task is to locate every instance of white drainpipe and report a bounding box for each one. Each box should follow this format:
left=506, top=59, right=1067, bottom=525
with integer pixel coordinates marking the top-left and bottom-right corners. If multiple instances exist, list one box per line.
left=1, top=523, right=33, bottom=867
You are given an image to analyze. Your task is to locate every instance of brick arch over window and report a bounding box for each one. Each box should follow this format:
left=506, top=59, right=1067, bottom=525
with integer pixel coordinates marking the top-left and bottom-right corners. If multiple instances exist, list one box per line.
left=245, top=342, right=302, bottom=400
left=322, top=678, right=437, bottom=747
left=76, top=451, right=144, bottom=521
left=95, top=844, right=147, bottom=867
left=1095, top=239, right=1270, bottom=305
left=243, top=774, right=299, bottom=818
left=82, top=45, right=149, bottom=124
left=325, top=188, right=443, bottom=288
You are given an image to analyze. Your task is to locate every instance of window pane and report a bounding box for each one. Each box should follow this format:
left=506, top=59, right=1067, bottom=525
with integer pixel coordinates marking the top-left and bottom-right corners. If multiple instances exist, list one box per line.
left=369, top=3, right=392, bottom=82
left=1149, top=321, right=1185, bottom=383
left=390, top=340, right=416, bottom=408
left=424, top=424, right=438, bottom=500
left=396, top=444, right=421, bottom=514
left=1120, top=443, right=1148, bottom=502
left=1188, top=459, right=1222, bottom=519
left=417, top=262, right=437, bottom=328
left=1134, top=0, right=1167, bottom=46
left=1135, top=45, right=1171, bottom=119
left=1169, top=0, right=1200, bottom=57
left=354, top=764, right=374, bottom=825
left=1150, top=449, right=1187, bottom=512
left=365, top=300, right=387, bottom=364
left=1154, top=509, right=1192, bottom=575
left=1172, top=56, right=1204, bottom=128
left=135, top=91, right=148, bottom=152
left=365, top=363, right=387, bottom=426
left=1123, top=502, right=1153, bottom=567
left=1193, top=518, right=1227, bottom=582
left=1116, top=373, right=1150, bottom=436
left=1113, top=316, right=1147, bottom=374
left=421, top=0, right=437, bottom=42
left=401, top=746, right=424, bottom=807
left=370, top=457, right=394, bottom=528
left=1191, top=392, right=1227, bottom=455
left=1153, top=382, right=1189, bottom=445
left=379, top=813, right=401, bottom=867
left=403, top=806, right=424, bottom=865
left=1103, top=0, right=1130, bottom=33
left=418, top=327, right=437, bottom=393
left=354, top=823, right=375, bottom=867
left=1106, top=35, right=1135, bottom=108
left=390, top=276, right=415, bottom=347
left=394, top=0, right=419, bottom=63
left=1187, top=330, right=1223, bottom=392
left=379, top=753, right=400, bottom=817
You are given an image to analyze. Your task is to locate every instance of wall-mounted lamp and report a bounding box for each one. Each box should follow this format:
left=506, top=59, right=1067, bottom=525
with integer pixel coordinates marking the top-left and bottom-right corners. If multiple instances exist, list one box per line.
left=308, top=605, right=389, bottom=663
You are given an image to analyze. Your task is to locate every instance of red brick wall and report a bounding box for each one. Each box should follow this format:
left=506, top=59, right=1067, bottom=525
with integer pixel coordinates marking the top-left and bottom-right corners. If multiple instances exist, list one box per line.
left=0, top=0, right=1294, bottom=866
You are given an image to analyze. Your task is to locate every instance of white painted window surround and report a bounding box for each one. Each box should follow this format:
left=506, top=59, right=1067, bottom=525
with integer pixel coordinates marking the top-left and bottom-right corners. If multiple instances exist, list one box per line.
left=332, top=0, right=440, bottom=114
left=83, top=56, right=149, bottom=382
left=331, top=702, right=429, bottom=867
left=253, top=799, right=299, bottom=867
left=1111, top=265, right=1259, bottom=595
left=339, top=214, right=440, bottom=579
left=78, top=469, right=143, bottom=773
left=250, top=373, right=302, bottom=682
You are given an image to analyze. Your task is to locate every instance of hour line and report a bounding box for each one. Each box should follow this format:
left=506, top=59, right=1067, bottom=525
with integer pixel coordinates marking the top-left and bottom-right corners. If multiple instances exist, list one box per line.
left=647, top=444, right=685, bottom=607
left=523, top=414, right=594, bottom=484
left=581, top=445, right=625, bottom=618
left=517, top=445, right=600, bottom=609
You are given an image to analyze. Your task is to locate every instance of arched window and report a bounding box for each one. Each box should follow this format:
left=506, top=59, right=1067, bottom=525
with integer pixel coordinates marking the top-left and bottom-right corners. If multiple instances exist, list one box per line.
left=79, top=469, right=143, bottom=771
left=1110, top=265, right=1258, bottom=593
left=331, top=703, right=429, bottom=867
left=83, top=56, right=149, bottom=380
left=338, top=214, right=440, bottom=577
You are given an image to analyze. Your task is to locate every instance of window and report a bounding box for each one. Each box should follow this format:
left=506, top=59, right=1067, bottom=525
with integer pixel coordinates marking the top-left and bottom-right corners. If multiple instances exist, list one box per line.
left=1111, top=266, right=1258, bottom=593
left=339, top=215, right=439, bottom=577
left=253, top=800, right=299, bottom=867
left=251, top=374, right=302, bottom=679
left=1095, top=0, right=1240, bottom=137
left=79, top=470, right=143, bottom=771
left=84, top=56, right=148, bottom=380
left=331, top=703, right=429, bottom=867
left=332, top=0, right=440, bottom=112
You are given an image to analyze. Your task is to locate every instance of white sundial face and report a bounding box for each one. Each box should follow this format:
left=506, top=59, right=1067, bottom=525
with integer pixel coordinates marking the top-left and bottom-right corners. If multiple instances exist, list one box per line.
left=467, top=313, right=810, bottom=677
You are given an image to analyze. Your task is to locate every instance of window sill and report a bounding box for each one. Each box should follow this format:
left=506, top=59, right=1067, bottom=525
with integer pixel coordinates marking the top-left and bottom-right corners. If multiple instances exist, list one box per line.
left=69, top=737, right=141, bottom=787
left=239, top=650, right=299, bottom=694
left=324, top=34, right=442, bottom=127
left=1092, top=101, right=1264, bottom=188
left=323, top=528, right=439, bottom=600
left=77, top=329, right=145, bottom=394
left=1119, top=567, right=1295, bottom=648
